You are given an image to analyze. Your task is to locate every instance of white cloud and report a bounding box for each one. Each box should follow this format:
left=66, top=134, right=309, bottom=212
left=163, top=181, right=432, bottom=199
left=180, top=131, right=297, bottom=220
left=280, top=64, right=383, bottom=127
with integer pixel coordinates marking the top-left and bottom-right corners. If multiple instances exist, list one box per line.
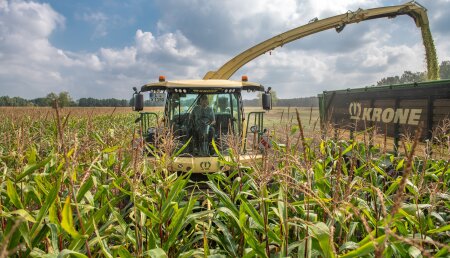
left=136, top=30, right=158, bottom=54
left=301, top=0, right=381, bottom=17
left=100, top=47, right=137, bottom=68
left=157, top=31, right=198, bottom=58
left=0, top=1, right=70, bottom=96
left=3, top=1, right=64, bottom=38
left=85, top=54, right=103, bottom=71
left=80, top=11, right=109, bottom=38
left=0, top=0, right=207, bottom=98
left=0, top=0, right=448, bottom=100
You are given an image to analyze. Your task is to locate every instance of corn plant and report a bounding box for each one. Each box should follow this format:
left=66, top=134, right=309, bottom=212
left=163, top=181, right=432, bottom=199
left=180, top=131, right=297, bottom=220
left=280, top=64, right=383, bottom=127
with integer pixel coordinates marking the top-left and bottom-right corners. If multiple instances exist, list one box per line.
left=0, top=107, right=449, bottom=257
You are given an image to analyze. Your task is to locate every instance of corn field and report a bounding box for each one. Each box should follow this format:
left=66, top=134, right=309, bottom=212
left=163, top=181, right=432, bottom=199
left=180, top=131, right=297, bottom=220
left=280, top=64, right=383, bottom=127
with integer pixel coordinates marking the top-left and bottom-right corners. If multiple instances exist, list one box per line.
left=0, top=107, right=449, bottom=257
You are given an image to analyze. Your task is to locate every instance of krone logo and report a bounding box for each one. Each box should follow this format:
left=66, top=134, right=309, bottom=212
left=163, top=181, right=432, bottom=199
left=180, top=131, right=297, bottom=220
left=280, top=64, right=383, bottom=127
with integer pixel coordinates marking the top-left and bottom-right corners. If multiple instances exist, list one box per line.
left=347, top=102, right=422, bottom=125
left=348, top=102, right=362, bottom=120
left=200, top=161, right=211, bottom=170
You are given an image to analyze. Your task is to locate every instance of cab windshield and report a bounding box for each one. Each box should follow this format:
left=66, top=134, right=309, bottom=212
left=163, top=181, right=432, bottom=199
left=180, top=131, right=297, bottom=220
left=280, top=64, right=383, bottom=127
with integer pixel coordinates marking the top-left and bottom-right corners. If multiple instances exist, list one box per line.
left=167, top=92, right=241, bottom=156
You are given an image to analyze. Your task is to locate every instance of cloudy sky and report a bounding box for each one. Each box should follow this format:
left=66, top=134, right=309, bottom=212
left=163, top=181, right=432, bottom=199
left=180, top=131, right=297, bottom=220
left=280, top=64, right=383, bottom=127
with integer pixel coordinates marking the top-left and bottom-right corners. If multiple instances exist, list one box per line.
left=0, top=0, right=449, bottom=99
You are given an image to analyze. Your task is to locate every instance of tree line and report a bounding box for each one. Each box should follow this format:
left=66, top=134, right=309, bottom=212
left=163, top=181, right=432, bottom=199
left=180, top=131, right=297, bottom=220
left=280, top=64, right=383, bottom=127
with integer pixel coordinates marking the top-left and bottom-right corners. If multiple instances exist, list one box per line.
left=0, top=93, right=164, bottom=107
left=377, top=60, right=450, bottom=86
left=243, top=60, right=450, bottom=107
left=1, top=60, right=449, bottom=107
left=244, top=96, right=319, bottom=107
left=0, top=92, right=131, bottom=107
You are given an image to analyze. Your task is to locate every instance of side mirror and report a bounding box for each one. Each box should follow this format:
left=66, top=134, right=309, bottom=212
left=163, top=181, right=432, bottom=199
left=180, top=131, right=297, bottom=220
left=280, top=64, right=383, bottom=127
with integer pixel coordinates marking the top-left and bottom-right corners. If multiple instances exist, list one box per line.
left=134, top=93, right=144, bottom=111
left=262, top=93, right=272, bottom=110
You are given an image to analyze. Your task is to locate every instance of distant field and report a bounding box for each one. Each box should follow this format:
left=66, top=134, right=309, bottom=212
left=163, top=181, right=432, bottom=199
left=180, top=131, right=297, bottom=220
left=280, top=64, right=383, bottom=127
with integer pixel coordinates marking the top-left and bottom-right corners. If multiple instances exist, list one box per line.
left=0, top=106, right=423, bottom=152
left=246, top=106, right=320, bottom=132
left=138, top=106, right=320, bottom=134
left=0, top=106, right=134, bottom=118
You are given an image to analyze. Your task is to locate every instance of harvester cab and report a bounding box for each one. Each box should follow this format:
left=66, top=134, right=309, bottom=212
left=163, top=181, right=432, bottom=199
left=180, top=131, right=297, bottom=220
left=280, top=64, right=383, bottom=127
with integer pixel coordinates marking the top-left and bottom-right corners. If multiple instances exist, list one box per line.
left=133, top=76, right=272, bottom=173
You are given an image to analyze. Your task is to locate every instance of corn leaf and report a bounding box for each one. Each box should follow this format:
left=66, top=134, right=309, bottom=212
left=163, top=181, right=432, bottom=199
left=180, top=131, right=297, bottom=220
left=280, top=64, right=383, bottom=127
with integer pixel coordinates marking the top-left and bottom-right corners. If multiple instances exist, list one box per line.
left=102, top=145, right=120, bottom=153
left=340, top=234, right=386, bottom=258
left=163, top=192, right=197, bottom=251
left=30, top=180, right=59, bottom=238
left=146, top=248, right=168, bottom=258
left=61, top=196, right=84, bottom=239
left=116, top=246, right=133, bottom=258
left=47, top=223, right=59, bottom=255
left=309, top=222, right=334, bottom=258
left=68, top=196, right=122, bottom=250
left=207, top=181, right=239, bottom=215
left=93, top=217, right=114, bottom=258
left=76, top=176, right=94, bottom=202
left=9, top=209, right=36, bottom=223
left=6, top=179, right=24, bottom=209
left=16, top=156, right=52, bottom=182
left=241, top=200, right=264, bottom=230
left=427, top=223, right=450, bottom=234
left=57, top=249, right=88, bottom=258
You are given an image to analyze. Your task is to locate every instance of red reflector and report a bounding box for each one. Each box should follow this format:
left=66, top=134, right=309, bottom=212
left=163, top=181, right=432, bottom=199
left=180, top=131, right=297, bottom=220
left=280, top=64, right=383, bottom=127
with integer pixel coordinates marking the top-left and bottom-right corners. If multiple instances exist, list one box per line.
left=242, top=75, right=248, bottom=82
left=159, top=75, right=165, bottom=82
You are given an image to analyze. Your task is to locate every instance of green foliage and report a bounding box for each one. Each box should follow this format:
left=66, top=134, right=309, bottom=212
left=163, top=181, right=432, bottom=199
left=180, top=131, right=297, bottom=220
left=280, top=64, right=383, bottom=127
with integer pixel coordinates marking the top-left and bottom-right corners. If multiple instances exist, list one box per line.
left=0, top=92, right=129, bottom=107
left=421, top=24, right=439, bottom=80
left=377, top=71, right=426, bottom=86
left=377, top=59, right=450, bottom=86
left=440, top=60, right=450, bottom=79
left=0, top=96, right=33, bottom=106
left=0, top=108, right=449, bottom=257
left=45, top=92, right=76, bottom=107
left=78, top=97, right=129, bottom=107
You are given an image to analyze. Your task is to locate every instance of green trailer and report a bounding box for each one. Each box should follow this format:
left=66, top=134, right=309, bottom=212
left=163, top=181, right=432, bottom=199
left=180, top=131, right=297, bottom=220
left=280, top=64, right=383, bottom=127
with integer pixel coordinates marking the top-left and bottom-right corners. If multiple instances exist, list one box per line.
left=318, top=79, right=450, bottom=146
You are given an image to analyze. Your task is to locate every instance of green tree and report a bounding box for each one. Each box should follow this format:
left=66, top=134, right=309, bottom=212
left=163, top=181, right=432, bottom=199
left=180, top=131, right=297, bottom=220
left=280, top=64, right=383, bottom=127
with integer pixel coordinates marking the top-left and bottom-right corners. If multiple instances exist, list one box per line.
left=377, top=71, right=426, bottom=86
left=377, top=60, right=450, bottom=86
left=440, top=60, right=450, bottom=79
left=58, top=91, right=74, bottom=107
left=376, top=76, right=400, bottom=86
left=78, top=97, right=129, bottom=107
left=44, top=92, right=75, bottom=107
left=31, top=97, right=49, bottom=107
left=400, top=71, right=426, bottom=83
left=46, top=92, right=58, bottom=107
left=0, top=96, right=32, bottom=106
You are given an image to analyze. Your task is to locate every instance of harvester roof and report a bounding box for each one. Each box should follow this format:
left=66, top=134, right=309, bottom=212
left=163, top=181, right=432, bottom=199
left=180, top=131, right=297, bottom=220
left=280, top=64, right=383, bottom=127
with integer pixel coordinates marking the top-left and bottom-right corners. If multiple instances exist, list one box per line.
left=140, top=79, right=265, bottom=92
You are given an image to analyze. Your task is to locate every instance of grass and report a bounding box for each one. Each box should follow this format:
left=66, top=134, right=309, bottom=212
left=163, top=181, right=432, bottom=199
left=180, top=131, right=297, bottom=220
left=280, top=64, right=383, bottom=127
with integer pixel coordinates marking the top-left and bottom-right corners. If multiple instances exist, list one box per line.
left=0, top=106, right=449, bottom=257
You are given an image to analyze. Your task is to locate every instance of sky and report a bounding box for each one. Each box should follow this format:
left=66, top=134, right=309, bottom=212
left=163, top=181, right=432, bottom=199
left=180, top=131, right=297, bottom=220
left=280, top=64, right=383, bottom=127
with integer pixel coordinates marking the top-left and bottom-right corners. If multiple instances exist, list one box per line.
left=0, top=0, right=449, bottom=100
